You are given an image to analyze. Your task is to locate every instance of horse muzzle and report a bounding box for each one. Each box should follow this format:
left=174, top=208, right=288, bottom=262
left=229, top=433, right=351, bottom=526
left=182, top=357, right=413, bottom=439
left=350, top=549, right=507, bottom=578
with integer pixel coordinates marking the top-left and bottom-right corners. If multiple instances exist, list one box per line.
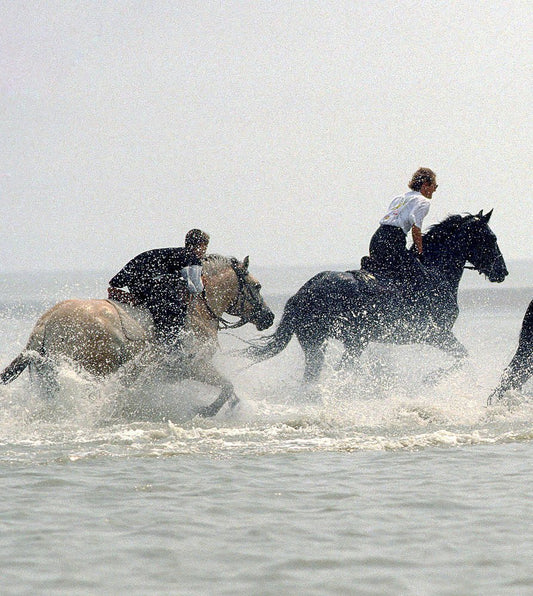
left=479, top=253, right=508, bottom=283
left=254, top=309, right=275, bottom=331
left=489, top=271, right=508, bottom=283
left=488, top=256, right=508, bottom=283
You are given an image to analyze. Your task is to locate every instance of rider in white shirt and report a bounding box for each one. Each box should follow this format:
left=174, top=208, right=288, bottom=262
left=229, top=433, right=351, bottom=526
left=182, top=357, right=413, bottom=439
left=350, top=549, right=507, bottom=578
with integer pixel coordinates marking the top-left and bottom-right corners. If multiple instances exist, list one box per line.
left=366, top=168, right=438, bottom=319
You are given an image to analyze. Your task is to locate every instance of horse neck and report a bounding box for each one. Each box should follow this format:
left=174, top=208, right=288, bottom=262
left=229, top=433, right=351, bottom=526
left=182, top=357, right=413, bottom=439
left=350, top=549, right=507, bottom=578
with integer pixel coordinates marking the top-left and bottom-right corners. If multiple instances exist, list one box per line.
left=423, top=234, right=467, bottom=295
left=202, top=268, right=237, bottom=315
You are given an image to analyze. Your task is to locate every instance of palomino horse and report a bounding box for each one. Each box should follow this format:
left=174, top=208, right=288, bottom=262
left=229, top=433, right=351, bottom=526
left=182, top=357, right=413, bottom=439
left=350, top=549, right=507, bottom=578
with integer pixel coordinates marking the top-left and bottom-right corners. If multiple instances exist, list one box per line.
left=0, top=255, right=274, bottom=417
left=245, top=211, right=508, bottom=384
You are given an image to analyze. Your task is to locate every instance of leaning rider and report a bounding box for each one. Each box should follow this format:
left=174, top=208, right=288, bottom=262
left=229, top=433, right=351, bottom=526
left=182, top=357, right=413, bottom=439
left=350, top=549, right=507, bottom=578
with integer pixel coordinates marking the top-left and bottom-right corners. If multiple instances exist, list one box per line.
left=365, top=167, right=438, bottom=317
left=108, top=229, right=210, bottom=348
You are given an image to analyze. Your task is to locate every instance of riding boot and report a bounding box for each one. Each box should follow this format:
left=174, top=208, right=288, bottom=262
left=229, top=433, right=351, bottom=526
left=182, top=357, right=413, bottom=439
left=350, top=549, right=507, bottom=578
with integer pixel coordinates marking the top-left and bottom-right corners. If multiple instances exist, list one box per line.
left=145, top=289, right=189, bottom=352
left=154, top=311, right=187, bottom=353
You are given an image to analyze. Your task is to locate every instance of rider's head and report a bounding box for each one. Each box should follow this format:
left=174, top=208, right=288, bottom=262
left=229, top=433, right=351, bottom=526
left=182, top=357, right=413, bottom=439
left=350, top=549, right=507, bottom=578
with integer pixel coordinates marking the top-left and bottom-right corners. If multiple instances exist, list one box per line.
left=409, top=168, right=437, bottom=199
left=185, top=229, right=210, bottom=258
left=409, top=168, right=437, bottom=191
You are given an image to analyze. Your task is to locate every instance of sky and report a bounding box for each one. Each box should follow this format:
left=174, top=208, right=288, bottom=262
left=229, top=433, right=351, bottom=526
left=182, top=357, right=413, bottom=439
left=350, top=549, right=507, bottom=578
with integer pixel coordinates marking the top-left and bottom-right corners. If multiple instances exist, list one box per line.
left=1, top=1, right=531, bottom=272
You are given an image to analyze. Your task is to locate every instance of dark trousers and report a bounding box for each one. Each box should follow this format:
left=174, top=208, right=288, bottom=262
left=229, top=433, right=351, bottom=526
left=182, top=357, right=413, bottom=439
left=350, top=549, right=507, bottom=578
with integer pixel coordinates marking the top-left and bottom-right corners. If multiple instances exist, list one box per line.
left=369, top=225, right=423, bottom=277
left=369, top=225, right=434, bottom=310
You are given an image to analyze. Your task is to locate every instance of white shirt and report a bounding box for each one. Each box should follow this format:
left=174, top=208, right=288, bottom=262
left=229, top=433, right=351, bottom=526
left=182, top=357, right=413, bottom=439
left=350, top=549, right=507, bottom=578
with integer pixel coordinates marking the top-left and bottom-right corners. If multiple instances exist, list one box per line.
left=379, top=190, right=431, bottom=235
left=181, top=265, right=204, bottom=295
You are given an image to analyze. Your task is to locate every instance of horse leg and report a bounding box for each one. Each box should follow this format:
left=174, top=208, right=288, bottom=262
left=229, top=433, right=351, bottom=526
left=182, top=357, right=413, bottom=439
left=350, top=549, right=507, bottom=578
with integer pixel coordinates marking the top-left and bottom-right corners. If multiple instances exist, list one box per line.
left=29, top=355, right=60, bottom=399
left=337, top=337, right=366, bottom=371
left=300, top=338, right=326, bottom=383
left=185, top=361, right=239, bottom=418
left=422, top=331, right=468, bottom=385
left=488, top=344, right=533, bottom=405
left=196, top=384, right=237, bottom=418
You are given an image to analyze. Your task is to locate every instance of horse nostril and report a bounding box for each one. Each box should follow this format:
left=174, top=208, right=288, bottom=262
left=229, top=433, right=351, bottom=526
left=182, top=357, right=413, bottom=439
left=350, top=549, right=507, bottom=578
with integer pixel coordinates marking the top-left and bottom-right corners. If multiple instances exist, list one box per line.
left=491, top=272, right=507, bottom=283
left=257, top=311, right=274, bottom=330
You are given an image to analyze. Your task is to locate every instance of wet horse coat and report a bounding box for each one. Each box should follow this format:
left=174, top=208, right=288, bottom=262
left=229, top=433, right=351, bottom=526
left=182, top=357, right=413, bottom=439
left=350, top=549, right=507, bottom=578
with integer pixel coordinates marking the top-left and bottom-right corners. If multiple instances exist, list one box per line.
left=488, top=298, right=533, bottom=403
left=245, top=211, right=508, bottom=383
left=0, top=255, right=274, bottom=417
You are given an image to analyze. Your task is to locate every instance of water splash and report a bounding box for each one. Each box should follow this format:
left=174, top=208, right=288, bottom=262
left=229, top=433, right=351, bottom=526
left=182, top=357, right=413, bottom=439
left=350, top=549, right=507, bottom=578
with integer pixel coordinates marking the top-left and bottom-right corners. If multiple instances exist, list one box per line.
left=1, top=345, right=531, bottom=466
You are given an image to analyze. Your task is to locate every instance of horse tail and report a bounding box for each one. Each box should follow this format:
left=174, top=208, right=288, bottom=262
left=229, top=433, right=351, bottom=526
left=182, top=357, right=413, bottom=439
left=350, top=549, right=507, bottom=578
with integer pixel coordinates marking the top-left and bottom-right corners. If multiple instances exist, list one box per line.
left=0, top=352, right=32, bottom=384
left=1, top=316, right=48, bottom=385
left=243, top=296, right=298, bottom=362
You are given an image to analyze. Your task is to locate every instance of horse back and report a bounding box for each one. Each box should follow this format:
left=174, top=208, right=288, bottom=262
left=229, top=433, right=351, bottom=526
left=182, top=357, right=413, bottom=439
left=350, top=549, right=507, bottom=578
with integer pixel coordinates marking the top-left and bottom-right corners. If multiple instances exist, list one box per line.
left=26, top=299, right=153, bottom=376
left=292, top=270, right=386, bottom=316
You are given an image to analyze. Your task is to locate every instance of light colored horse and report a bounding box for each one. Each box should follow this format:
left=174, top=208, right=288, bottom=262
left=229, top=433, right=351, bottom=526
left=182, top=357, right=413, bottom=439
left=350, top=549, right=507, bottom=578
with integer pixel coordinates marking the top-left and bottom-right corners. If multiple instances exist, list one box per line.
left=0, top=255, right=274, bottom=417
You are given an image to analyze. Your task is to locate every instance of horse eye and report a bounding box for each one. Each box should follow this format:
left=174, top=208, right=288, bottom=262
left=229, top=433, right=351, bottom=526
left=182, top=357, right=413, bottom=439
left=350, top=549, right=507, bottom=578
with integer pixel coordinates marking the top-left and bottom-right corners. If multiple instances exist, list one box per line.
left=255, top=284, right=261, bottom=290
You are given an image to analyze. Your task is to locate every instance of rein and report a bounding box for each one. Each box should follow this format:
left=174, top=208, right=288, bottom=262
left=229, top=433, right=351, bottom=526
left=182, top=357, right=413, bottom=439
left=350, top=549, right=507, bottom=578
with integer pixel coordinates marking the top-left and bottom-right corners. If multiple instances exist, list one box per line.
left=201, top=290, right=247, bottom=330
left=464, top=252, right=506, bottom=274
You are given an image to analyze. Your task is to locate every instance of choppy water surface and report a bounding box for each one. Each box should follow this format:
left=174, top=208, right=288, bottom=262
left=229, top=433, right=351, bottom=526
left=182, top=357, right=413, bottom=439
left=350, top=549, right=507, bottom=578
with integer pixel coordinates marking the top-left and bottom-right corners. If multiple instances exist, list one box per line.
left=0, top=268, right=532, bottom=595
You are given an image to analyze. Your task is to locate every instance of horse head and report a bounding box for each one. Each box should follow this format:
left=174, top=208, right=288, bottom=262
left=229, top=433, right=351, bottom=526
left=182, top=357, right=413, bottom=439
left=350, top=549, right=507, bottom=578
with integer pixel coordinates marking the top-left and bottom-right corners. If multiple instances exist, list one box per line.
left=462, top=210, right=508, bottom=282
left=227, top=257, right=275, bottom=331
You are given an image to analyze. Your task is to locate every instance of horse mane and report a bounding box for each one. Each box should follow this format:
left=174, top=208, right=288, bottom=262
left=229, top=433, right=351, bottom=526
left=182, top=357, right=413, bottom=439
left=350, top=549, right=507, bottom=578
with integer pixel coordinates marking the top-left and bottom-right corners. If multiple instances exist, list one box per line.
left=202, top=254, right=236, bottom=276
left=423, top=213, right=476, bottom=247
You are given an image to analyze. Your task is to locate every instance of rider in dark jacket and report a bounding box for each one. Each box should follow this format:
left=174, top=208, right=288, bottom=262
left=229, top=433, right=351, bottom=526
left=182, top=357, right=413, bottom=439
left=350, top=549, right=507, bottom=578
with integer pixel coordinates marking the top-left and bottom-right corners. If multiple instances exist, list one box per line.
left=108, top=229, right=210, bottom=347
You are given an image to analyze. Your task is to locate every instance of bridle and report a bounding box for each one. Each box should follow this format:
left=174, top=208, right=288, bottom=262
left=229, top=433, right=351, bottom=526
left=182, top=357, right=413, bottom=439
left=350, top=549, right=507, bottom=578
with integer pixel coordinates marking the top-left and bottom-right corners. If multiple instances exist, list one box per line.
left=462, top=228, right=505, bottom=277
left=201, top=258, right=264, bottom=330
left=464, top=253, right=505, bottom=276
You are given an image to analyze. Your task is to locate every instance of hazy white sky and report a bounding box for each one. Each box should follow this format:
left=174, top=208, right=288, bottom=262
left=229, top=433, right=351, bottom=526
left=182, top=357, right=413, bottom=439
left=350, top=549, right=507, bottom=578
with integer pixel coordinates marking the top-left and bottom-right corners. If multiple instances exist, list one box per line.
left=1, top=1, right=531, bottom=271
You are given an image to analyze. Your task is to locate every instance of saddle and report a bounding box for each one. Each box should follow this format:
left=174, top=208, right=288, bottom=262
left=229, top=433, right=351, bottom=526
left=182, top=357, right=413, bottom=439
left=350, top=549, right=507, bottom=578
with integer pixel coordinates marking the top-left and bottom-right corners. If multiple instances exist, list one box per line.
left=347, top=256, right=416, bottom=300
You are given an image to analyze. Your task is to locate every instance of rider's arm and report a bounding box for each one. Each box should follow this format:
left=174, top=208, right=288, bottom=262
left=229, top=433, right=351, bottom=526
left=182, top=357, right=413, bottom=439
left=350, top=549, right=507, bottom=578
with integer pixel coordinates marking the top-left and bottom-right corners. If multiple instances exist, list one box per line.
left=410, top=197, right=430, bottom=255
left=109, top=268, right=128, bottom=288
left=412, top=225, right=423, bottom=255
left=181, top=265, right=204, bottom=295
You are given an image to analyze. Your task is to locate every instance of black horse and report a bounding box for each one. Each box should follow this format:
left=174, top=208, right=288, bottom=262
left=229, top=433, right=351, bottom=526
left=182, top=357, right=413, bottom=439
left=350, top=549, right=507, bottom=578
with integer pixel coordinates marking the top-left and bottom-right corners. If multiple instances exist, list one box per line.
left=246, top=210, right=508, bottom=383
left=488, top=299, right=533, bottom=404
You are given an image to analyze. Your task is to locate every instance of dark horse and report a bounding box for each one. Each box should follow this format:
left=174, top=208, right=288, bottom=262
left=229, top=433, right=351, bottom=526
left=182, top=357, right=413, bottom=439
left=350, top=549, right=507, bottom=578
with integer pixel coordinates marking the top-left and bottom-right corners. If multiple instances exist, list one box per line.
left=245, top=210, right=508, bottom=383
left=488, top=298, right=533, bottom=404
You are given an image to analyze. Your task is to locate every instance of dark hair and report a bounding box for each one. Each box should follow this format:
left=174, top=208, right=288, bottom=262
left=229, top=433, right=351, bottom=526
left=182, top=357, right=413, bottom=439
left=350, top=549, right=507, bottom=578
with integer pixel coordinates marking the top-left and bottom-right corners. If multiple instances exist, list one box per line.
left=185, top=229, right=210, bottom=247
left=408, top=168, right=436, bottom=191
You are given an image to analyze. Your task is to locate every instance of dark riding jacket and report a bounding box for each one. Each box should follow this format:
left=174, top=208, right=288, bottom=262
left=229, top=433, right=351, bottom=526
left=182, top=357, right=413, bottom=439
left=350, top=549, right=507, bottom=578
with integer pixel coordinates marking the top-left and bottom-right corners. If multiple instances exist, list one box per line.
left=109, top=247, right=201, bottom=301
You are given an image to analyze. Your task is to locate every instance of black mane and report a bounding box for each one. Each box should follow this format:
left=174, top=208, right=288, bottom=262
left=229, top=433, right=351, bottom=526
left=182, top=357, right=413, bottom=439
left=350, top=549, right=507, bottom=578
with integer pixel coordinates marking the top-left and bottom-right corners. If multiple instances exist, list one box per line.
left=423, top=213, right=475, bottom=247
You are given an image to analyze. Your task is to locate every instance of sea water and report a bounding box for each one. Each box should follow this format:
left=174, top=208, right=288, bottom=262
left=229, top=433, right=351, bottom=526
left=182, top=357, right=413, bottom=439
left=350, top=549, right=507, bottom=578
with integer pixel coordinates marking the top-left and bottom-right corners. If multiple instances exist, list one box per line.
left=0, top=264, right=532, bottom=595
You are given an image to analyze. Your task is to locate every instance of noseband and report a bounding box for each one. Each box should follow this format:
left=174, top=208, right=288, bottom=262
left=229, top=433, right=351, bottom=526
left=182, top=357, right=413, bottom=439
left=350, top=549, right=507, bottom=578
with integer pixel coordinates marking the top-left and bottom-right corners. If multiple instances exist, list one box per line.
left=201, top=259, right=264, bottom=330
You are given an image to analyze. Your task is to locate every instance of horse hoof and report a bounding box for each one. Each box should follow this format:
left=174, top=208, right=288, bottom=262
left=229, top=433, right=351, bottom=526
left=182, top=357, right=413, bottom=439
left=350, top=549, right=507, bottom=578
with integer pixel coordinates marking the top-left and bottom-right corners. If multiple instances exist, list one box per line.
left=423, top=370, right=444, bottom=386
left=196, top=393, right=234, bottom=418
left=196, top=404, right=216, bottom=418
left=229, top=396, right=240, bottom=410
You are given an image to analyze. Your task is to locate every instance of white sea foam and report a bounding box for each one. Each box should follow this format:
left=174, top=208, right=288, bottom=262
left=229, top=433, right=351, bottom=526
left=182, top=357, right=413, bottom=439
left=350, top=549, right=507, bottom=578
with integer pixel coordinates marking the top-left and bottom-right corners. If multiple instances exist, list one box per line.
left=1, top=347, right=531, bottom=465
left=1, top=273, right=531, bottom=465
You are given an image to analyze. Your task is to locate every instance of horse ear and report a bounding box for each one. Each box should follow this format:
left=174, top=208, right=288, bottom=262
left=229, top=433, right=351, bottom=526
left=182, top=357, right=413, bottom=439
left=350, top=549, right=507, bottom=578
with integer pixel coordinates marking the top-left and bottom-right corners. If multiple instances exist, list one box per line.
left=243, top=256, right=250, bottom=271
left=482, top=209, right=493, bottom=223
left=476, top=210, right=484, bottom=218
